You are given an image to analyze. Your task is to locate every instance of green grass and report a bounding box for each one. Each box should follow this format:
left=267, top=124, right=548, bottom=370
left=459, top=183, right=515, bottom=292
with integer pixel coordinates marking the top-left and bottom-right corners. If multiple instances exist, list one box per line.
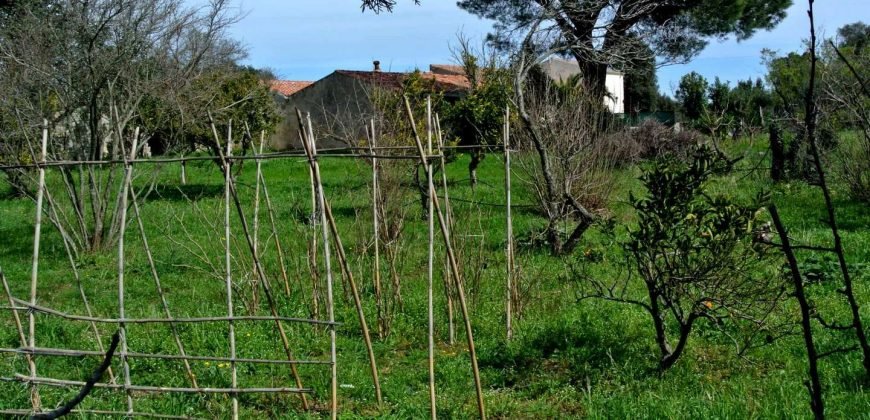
left=0, top=138, right=868, bottom=418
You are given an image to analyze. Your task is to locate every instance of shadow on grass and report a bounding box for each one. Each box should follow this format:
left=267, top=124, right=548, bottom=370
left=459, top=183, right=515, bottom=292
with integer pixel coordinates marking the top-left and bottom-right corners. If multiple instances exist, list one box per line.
left=0, top=222, right=37, bottom=262
left=478, top=316, right=648, bottom=390
left=833, top=198, right=870, bottom=232
left=141, top=184, right=223, bottom=202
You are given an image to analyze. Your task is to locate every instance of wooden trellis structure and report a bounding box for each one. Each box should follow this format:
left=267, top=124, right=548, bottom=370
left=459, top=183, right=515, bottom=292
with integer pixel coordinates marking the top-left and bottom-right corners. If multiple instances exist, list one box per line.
left=0, top=102, right=516, bottom=419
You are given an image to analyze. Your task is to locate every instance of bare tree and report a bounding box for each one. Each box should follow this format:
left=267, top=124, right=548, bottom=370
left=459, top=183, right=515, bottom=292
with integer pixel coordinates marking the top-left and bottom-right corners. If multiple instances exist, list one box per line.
left=513, top=29, right=617, bottom=255
left=0, top=0, right=243, bottom=252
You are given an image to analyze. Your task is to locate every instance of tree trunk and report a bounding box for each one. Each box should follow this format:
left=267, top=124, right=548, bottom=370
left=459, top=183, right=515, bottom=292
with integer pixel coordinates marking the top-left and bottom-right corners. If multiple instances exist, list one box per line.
left=770, top=205, right=824, bottom=419
left=415, top=163, right=429, bottom=218
left=577, top=59, right=608, bottom=100
left=769, top=123, right=785, bottom=182
left=646, top=289, right=673, bottom=359
left=659, top=315, right=697, bottom=371
left=468, top=149, right=481, bottom=189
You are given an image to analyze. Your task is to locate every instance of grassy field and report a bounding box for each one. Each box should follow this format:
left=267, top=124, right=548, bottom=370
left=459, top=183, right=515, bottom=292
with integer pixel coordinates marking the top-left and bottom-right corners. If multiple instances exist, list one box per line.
left=0, top=136, right=868, bottom=418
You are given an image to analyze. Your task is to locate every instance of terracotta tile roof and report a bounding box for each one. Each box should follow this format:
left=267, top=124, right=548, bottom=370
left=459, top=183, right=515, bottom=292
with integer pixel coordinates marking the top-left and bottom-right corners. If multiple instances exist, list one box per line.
left=270, top=80, right=313, bottom=97
left=426, top=72, right=471, bottom=91
left=429, top=64, right=466, bottom=76
left=335, top=69, right=471, bottom=93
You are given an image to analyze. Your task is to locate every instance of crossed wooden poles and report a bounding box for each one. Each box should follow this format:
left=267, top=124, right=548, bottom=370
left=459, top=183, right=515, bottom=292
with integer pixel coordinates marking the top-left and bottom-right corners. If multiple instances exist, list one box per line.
left=0, top=100, right=517, bottom=418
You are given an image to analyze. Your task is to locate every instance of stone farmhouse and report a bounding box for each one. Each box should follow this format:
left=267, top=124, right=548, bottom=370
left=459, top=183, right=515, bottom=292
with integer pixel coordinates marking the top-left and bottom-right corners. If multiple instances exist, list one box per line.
left=268, top=59, right=625, bottom=149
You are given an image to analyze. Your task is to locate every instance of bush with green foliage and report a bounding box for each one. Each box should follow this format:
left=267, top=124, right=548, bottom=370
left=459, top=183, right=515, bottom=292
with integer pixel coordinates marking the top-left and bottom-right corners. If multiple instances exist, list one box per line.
left=442, top=55, right=511, bottom=187
left=675, top=72, right=709, bottom=123
left=579, top=145, right=786, bottom=370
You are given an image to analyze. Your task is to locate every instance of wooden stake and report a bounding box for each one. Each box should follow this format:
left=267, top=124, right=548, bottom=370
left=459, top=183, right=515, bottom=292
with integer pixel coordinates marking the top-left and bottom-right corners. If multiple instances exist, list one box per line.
left=403, top=97, right=486, bottom=419
left=369, top=119, right=385, bottom=340
left=297, top=117, right=382, bottom=408
left=251, top=129, right=265, bottom=307
left=223, top=122, right=240, bottom=420
left=305, top=118, right=321, bottom=319
left=210, top=119, right=310, bottom=411
left=323, top=200, right=383, bottom=406
left=1, top=269, right=42, bottom=410
left=129, top=188, right=197, bottom=387
left=26, top=121, right=48, bottom=412
left=43, top=188, right=115, bottom=384
left=297, top=110, right=338, bottom=420
left=117, top=128, right=140, bottom=415
left=504, top=106, right=514, bottom=340
left=426, top=97, right=437, bottom=419
left=256, top=136, right=294, bottom=297
left=434, top=114, right=455, bottom=345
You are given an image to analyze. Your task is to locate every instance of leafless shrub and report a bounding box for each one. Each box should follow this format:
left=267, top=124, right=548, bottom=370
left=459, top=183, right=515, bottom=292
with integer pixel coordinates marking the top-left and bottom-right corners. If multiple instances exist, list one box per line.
left=822, top=44, right=870, bottom=203
left=0, top=0, right=242, bottom=252
left=514, top=77, right=618, bottom=254
left=606, top=120, right=702, bottom=164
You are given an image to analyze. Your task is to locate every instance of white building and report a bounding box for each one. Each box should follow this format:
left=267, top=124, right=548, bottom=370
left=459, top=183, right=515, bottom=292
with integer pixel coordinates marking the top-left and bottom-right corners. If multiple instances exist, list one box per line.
left=538, top=57, right=625, bottom=114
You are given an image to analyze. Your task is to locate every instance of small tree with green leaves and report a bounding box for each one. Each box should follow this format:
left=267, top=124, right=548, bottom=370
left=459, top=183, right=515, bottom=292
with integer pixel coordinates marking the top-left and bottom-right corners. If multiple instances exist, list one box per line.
left=443, top=37, right=512, bottom=187
left=676, top=72, right=709, bottom=124
left=579, top=145, right=787, bottom=370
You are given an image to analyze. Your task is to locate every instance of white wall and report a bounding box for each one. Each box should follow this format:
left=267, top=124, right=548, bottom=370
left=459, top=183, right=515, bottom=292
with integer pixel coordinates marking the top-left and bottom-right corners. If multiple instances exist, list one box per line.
left=604, top=73, right=624, bottom=114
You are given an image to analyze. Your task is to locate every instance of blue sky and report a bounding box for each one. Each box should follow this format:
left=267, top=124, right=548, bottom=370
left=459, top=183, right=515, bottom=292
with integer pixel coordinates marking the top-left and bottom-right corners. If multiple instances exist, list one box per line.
left=228, top=1, right=868, bottom=96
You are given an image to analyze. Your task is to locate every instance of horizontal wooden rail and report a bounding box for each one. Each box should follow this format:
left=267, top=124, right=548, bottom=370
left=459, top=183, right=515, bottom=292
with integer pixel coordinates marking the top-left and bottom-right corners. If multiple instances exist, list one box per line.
left=5, top=374, right=313, bottom=394
left=0, top=347, right=332, bottom=366
left=2, top=300, right=338, bottom=326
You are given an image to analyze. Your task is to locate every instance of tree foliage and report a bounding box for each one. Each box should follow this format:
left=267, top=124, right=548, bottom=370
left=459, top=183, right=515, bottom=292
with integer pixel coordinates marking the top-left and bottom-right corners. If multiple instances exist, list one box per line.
left=578, top=145, right=786, bottom=370
left=675, top=71, right=709, bottom=122
left=458, top=0, right=790, bottom=92
left=442, top=37, right=513, bottom=186
left=621, top=40, right=659, bottom=113
left=626, top=146, right=782, bottom=369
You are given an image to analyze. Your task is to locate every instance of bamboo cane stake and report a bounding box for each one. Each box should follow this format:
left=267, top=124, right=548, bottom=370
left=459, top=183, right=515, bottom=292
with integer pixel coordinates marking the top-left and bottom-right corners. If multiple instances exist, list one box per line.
left=129, top=188, right=197, bottom=387
left=1, top=269, right=40, bottom=400
left=403, top=97, right=486, bottom=419
left=305, top=127, right=321, bottom=320
left=9, top=374, right=312, bottom=394
left=504, top=106, right=514, bottom=341
left=4, top=300, right=337, bottom=325
left=1, top=270, right=29, bottom=350
left=26, top=121, right=48, bottom=411
left=223, top=123, right=239, bottom=420
left=251, top=129, right=264, bottom=307
left=43, top=188, right=116, bottom=384
left=257, top=149, right=294, bottom=297
left=305, top=119, right=381, bottom=406
left=210, top=119, right=310, bottom=411
left=0, top=148, right=457, bottom=171
left=0, top=408, right=205, bottom=419
left=117, top=128, right=140, bottom=415
left=369, top=119, right=385, bottom=340
left=433, top=114, right=455, bottom=345
left=426, top=97, right=437, bottom=419
left=296, top=110, right=338, bottom=420
left=321, top=193, right=383, bottom=407
left=304, top=119, right=383, bottom=405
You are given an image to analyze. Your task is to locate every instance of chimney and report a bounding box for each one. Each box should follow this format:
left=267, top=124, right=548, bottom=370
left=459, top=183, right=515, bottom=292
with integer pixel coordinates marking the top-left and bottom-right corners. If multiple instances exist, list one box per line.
left=373, top=60, right=381, bottom=72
